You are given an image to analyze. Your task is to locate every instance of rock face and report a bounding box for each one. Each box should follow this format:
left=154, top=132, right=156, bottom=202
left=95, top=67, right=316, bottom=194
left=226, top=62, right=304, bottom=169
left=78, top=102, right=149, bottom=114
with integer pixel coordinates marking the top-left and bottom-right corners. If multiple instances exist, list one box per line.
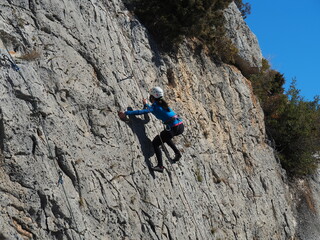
left=0, top=1, right=299, bottom=239
left=224, top=2, right=263, bottom=76
left=294, top=170, right=320, bottom=240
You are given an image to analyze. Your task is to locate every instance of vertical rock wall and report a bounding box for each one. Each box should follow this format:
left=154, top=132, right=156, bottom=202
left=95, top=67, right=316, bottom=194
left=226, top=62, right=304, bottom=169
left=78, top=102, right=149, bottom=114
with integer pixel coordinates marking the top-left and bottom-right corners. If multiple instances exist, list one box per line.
left=0, top=0, right=297, bottom=239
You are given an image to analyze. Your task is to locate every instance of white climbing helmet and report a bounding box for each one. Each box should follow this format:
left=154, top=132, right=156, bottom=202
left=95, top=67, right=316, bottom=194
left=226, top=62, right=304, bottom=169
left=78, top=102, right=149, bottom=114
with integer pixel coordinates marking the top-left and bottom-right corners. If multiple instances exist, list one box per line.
left=150, top=87, right=164, bottom=99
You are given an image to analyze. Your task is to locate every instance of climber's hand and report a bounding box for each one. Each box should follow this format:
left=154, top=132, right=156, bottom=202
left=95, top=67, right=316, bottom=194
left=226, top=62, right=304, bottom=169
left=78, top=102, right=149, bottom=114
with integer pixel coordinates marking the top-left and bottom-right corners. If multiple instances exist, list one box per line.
left=143, top=99, right=148, bottom=105
left=118, top=111, right=127, bottom=120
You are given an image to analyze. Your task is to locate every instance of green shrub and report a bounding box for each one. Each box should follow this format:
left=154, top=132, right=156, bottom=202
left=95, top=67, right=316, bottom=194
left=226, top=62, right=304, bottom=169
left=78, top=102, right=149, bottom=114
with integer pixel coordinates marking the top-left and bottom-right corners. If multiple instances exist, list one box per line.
left=270, top=81, right=320, bottom=176
left=126, top=0, right=243, bottom=61
left=250, top=61, right=320, bottom=177
left=234, top=0, right=251, bottom=19
left=250, top=59, right=286, bottom=119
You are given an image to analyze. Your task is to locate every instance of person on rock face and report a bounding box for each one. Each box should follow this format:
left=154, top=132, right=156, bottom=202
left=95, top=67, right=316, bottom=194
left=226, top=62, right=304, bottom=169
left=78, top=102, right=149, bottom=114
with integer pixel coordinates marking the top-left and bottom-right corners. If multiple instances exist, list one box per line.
left=118, top=87, right=184, bottom=172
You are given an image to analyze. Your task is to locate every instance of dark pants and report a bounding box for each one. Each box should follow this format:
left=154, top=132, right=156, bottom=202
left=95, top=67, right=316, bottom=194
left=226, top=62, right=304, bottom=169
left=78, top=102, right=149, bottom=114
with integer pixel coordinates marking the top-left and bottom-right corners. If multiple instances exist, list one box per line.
left=152, top=123, right=184, bottom=167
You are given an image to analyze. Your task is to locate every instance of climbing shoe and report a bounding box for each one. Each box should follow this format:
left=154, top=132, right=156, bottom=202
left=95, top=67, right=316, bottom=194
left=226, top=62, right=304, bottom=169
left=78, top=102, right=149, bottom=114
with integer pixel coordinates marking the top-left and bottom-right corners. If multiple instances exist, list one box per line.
left=151, top=166, right=164, bottom=173
left=172, top=153, right=182, bottom=163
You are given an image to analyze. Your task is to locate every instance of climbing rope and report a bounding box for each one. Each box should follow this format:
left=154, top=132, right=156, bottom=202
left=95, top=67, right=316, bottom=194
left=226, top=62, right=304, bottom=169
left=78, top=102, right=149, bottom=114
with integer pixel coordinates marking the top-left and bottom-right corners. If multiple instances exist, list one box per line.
left=152, top=123, right=205, bottom=240
left=1, top=44, right=82, bottom=240
left=39, top=113, right=81, bottom=240
left=107, top=12, right=206, bottom=239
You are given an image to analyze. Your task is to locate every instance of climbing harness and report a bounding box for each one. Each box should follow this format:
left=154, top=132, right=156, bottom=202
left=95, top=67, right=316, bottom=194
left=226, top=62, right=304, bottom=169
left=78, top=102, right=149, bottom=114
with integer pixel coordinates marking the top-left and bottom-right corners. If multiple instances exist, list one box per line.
left=163, top=114, right=182, bottom=131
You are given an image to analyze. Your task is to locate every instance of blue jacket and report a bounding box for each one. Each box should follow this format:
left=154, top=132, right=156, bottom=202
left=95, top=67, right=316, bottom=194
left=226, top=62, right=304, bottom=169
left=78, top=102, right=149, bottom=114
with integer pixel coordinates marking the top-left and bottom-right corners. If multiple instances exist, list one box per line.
left=125, top=102, right=182, bottom=127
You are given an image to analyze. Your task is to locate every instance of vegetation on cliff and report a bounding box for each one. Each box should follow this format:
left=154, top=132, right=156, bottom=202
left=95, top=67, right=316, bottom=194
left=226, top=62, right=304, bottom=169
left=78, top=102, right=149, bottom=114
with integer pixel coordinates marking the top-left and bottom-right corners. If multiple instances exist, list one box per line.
left=250, top=59, right=320, bottom=176
left=126, top=0, right=249, bottom=62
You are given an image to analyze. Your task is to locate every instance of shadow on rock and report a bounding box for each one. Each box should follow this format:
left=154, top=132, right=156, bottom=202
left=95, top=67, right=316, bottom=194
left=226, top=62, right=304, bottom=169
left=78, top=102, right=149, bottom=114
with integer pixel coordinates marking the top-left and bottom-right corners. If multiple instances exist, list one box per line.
left=126, top=107, right=156, bottom=178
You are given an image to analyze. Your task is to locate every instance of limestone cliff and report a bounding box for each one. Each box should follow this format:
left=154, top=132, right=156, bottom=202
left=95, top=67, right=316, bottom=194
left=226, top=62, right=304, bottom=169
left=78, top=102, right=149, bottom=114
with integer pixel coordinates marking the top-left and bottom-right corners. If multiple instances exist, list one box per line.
left=0, top=1, right=299, bottom=239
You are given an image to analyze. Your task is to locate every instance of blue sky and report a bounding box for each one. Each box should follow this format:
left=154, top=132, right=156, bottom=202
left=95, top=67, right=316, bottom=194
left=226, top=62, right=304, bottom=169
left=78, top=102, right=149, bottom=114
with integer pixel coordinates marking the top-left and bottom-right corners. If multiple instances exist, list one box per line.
left=245, top=0, right=320, bottom=101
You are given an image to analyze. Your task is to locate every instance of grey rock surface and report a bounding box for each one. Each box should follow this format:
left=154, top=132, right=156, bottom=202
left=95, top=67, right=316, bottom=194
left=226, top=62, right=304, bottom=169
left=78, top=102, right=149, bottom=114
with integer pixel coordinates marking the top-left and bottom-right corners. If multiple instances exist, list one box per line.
left=0, top=0, right=300, bottom=239
left=224, top=2, right=263, bottom=75
left=294, top=169, right=320, bottom=240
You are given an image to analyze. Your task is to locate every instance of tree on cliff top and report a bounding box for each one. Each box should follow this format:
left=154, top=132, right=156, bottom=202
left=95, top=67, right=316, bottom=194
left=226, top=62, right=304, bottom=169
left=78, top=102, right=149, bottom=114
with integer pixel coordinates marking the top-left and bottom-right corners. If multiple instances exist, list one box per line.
left=250, top=61, right=320, bottom=177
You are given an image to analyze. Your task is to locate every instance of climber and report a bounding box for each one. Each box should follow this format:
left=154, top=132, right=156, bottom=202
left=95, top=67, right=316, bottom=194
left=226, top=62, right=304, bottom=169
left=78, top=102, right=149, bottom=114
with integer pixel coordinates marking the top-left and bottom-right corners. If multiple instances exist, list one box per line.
left=118, top=87, right=184, bottom=173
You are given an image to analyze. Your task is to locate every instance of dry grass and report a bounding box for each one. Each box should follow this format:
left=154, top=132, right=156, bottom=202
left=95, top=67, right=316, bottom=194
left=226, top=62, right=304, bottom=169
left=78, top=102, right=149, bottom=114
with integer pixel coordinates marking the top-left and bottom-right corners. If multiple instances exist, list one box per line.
left=195, top=167, right=203, bottom=182
left=167, top=68, right=177, bottom=88
left=79, top=197, right=85, bottom=207
left=184, top=139, right=192, bottom=148
left=74, top=159, right=84, bottom=165
left=302, top=181, right=316, bottom=213
left=18, top=49, right=41, bottom=61
left=203, top=130, right=209, bottom=139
